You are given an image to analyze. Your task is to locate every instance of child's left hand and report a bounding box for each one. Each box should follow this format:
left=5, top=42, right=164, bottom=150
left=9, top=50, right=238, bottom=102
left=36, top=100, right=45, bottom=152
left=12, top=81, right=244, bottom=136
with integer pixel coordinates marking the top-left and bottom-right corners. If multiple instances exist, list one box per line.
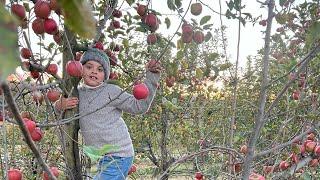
left=146, top=59, right=162, bottom=73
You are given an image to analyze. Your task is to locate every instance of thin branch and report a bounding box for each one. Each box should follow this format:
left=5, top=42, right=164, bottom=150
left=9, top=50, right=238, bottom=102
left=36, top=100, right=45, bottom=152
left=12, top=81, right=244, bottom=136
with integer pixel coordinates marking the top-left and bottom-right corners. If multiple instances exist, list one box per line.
left=0, top=82, right=57, bottom=180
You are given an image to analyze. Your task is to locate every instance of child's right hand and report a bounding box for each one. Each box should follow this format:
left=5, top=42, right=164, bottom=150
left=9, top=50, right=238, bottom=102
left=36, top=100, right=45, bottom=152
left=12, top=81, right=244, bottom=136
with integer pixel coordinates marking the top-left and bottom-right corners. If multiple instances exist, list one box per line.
left=55, top=97, right=79, bottom=111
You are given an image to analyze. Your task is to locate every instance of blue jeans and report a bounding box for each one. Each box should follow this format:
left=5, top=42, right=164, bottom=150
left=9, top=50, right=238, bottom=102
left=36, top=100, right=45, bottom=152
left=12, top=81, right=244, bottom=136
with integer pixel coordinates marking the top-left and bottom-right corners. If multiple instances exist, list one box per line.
left=93, top=155, right=133, bottom=180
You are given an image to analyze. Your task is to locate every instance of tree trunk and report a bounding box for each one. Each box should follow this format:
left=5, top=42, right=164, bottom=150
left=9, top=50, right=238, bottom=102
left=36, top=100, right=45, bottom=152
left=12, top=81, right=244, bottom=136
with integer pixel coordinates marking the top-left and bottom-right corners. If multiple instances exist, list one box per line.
left=62, top=28, right=82, bottom=180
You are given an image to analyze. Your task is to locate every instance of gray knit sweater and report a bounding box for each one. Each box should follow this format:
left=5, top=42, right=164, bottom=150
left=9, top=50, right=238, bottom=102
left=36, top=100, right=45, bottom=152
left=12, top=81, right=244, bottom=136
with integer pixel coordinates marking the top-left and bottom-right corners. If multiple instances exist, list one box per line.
left=78, top=71, right=160, bottom=157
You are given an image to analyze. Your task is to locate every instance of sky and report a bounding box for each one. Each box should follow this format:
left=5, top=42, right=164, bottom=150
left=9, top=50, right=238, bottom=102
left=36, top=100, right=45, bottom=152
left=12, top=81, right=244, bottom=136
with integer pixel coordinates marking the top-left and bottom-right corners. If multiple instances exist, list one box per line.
left=148, top=0, right=269, bottom=68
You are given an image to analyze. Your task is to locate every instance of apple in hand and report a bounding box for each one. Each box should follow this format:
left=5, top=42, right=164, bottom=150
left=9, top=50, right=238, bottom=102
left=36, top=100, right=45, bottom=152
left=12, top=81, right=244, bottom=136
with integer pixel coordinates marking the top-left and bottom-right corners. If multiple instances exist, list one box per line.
left=133, top=83, right=149, bottom=100
left=46, top=89, right=61, bottom=102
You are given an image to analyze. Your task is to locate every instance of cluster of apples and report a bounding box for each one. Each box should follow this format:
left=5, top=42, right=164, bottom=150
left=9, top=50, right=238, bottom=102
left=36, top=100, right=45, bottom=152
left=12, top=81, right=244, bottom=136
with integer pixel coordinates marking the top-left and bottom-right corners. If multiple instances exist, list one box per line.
left=20, top=112, right=43, bottom=142
left=109, top=8, right=122, bottom=30
left=181, top=22, right=205, bottom=44
left=11, top=0, right=62, bottom=45
left=288, top=72, right=307, bottom=101
left=136, top=4, right=160, bottom=45
left=7, top=166, right=59, bottom=180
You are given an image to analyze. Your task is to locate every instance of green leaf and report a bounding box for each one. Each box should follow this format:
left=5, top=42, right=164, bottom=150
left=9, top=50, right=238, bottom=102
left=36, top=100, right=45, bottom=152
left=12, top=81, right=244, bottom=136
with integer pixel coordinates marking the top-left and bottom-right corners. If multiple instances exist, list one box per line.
left=165, top=17, right=171, bottom=29
left=306, top=21, right=320, bottom=48
left=218, top=62, right=233, bottom=71
left=83, top=144, right=118, bottom=162
left=200, top=15, right=211, bottom=26
left=126, top=0, right=135, bottom=6
left=279, top=0, right=286, bottom=7
left=167, top=0, right=175, bottom=10
left=204, top=32, right=212, bottom=42
left=203, top=24, right=213, bottom=30
left=174, top=0, right=182, bottom=8
left=59, top=0, right=96, bottom=39
left=0, top=6, right=19, bottom=81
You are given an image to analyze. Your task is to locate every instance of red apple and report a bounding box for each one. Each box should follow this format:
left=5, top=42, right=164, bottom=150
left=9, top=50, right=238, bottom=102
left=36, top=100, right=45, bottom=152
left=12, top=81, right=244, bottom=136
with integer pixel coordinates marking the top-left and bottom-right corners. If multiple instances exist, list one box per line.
left=112, top=9, right=122, bottom=18
left=195, top=171, right=203, bottom=180
left=314, top=145, right=320, bottom=155
left=193, top=31, right=204, bottom=44
left=276, top=27, right=284, bottom=33
left=93, top=41, right=104, bottom=50
left=20, top=48, right=32, bottom=59
left=182, top=23, right=193, bottom=34
left=144, top=13, right=158, bottom=29
left=8, top=168, right=22, bottom=180
left=234, top=163, right=241, bottom=173
left=30, top=127, right=43, bottom=141
left=191, top=3, right=202, bottom=16
left=128, top=164, right=137, bottom=175
left=34, top=0, right=51, bottom=19
left=44, top=18, right=58, bottom=35
left=11, top=4, right=26, bottom=20
left=182, top=34, right=193, bottom=43
left=147, top=33, right=157, bottom=45
left=240, top=145, right=248, bottom=154
left=46, top=89, right=61, bottom=102
left=292, top=90, right=300, bottom=100
left=249, top=173, right=265, bottom=180
left=49, top=0, right=60, bottom=11
left=309, top=159, right=319, bottom=167
left=32, top=18, right=45, bottom=34
left=42, top=166, right=59, bottom=180
left=263, top=165, right=274, bottom=174
left=279, top=160, right=290, bottom=171
left=30, top=71, right=40, bottom=79
left=259, top=19, right=267, bottom=26
left=133, top=83, right=149, bottom=100
left=305, top=141, right=317, bottom=153
left=290, top=153, right=299, bottom=164
left=66, top=60, right=83, bottom=77
left=46, top=64, right=58, bottom=75
left=111, top=20, right=120, bottom=29
left=23, top=118, right=36, bottom=133
left=137, top=4, right=147, bottom=17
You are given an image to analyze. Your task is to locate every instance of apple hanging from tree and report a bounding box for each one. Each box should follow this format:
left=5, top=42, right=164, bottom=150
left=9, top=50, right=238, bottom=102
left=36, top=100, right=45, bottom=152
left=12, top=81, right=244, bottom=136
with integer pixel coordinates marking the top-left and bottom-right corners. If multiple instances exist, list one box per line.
left=20, top=48, right=32, bottom=59
left=133, top=83, right=149, bottom=100
left=259, top=19, right=267, bottom=26
left=30, top=127, right=43, bottom=141
left=309, top=159, right=319, bottom=167
left=32, top=18, right=45, bottom=34
left=11, top=4, right=26, bottom=20
left=193, top=31, right=205, bottom=44
left=136, top=4, right=147, bottom=17
left=42, top=166, right=59, bottom=180
left=45, top=64, right=58, bottom=75
left=34, top=1, right=51, bottom=19
left=279, top=160, right=290, bottom=171
left=66, top=60, right=83, bottom=77
left=144, top=13, right=158, bottom=30
left=30, top=71, right=40, bottom=79
left=46, top=89, right=61, bottom=102
left=8, top=168, right=22, bottom=180
left=191, top=3, right=202, bottom=16
left=147, top=33, right=157, bottom=45
left=93, top=41, right=104, bottom=50
left=128, top=164, right=137, bottom=175
left=112, top=9, right=122, bottom=18
left=23, top=118, right=36, bottom=133
left=263, top=165, right=274, bottom=174
left=195, top=171, right=204, bottom=180
left=32, top=91, right=44, bottom=104
left=49, top=0, right=60, bottom=11
left=44, top=18, right=58, bottom=35
left=292, top=90, right=300, bottom=100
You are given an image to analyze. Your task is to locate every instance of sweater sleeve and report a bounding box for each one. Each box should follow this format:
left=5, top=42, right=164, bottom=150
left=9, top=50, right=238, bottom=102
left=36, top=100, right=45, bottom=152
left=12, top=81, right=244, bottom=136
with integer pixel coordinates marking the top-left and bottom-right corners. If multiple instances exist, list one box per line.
left=110, top=71, right=160, bottom=115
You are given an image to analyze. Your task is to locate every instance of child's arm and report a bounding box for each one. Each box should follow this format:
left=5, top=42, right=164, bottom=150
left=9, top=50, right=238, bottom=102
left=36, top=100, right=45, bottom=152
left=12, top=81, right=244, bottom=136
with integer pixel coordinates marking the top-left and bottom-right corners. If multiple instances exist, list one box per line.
left=111, top=60, right=161, bottom=114
left=54, top=97, right=79, bottom=111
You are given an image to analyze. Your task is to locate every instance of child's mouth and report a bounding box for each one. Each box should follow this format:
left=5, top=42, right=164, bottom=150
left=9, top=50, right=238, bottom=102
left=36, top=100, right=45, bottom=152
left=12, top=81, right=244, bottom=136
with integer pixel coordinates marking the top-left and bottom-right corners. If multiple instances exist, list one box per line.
left=89, top=76, right=98, bottom=80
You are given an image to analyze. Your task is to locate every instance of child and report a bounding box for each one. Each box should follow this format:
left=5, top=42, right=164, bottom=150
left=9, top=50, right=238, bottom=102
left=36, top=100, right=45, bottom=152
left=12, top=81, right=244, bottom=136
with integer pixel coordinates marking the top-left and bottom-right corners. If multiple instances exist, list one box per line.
left=55, top=47, right=161, bottom=179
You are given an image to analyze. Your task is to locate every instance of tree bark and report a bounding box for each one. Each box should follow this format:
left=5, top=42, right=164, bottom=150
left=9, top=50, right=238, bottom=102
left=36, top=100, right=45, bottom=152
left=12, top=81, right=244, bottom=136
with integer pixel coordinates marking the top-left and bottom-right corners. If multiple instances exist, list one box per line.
left=62, top=28, right=82, bottom=180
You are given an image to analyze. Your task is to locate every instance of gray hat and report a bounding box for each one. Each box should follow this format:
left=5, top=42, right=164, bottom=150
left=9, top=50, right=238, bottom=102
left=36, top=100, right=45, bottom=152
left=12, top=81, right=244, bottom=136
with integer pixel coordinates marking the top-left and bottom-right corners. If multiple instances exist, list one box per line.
left=80, top=48, right=110, bottom=80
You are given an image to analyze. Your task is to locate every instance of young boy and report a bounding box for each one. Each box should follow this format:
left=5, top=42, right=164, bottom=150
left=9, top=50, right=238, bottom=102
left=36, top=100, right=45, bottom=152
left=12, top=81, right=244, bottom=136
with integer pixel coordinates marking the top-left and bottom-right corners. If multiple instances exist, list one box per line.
left=55, top=48, right=161, bottom=179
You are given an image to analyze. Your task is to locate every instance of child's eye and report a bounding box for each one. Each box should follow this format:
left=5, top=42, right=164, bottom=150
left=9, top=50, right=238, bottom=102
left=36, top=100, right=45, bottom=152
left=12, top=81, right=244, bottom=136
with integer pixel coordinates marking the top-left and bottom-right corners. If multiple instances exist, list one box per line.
left=98, top=68, right=104, bottom=72
left=85, top=65, right=92, bottom=69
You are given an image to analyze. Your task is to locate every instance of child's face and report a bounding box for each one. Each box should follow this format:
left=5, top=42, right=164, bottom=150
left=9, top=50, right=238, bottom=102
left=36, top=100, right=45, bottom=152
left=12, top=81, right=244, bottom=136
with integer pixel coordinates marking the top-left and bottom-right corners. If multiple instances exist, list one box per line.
left=82, top=60, right=105, bottom=87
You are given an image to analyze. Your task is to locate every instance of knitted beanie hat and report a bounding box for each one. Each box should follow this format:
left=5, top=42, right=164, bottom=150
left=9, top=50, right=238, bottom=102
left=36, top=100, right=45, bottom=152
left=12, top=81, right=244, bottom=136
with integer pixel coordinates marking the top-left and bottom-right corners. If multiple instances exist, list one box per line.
left=80, top=48, right=110, bottom=80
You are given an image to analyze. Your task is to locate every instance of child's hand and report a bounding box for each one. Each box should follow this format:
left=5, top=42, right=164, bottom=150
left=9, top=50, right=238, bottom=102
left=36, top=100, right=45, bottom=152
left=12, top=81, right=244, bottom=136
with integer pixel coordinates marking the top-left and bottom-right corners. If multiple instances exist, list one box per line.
left=55, top=97, right=79, bottom=111
left=146, top=59, right=162, bottom=73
